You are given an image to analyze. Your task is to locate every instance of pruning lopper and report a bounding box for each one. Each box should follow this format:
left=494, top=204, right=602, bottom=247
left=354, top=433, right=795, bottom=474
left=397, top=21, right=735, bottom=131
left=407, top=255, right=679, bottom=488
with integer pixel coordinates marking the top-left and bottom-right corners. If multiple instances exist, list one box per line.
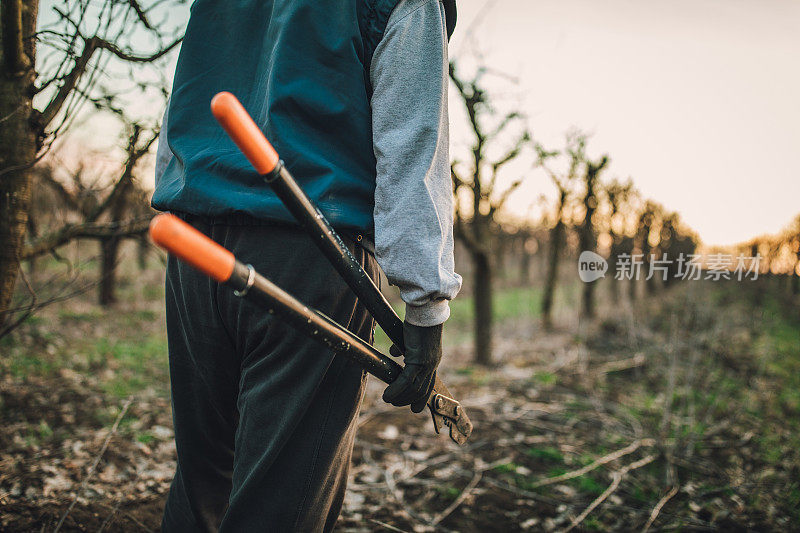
left=150, top=92, right=473, bottom=445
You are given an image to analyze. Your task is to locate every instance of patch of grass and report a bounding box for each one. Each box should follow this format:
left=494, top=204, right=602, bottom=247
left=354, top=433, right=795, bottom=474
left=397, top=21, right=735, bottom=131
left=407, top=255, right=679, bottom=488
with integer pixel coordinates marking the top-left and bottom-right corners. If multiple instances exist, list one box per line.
left=130, top=309, right=159, bottom=322
left=754, top=294, right=800, bottom=446
left=5, top=351, right=58, bottom=378
left=437, top=486, right=461, bottom=500
left=104, top=375, right=147, bottom=398
left=447, top=286, right=543, bottom=333
left=758, top=434, right=785, bottom=464
left=468, top=371, right=490, bottom=387
left=786, top=483, right=800, bottom=521
left=584, top=517, right=603, bottom=530
left=90, top=336, right=169, bottom=398
left=142, top=284, right=165, bottom=301
left=630, top=485, right=661, bottom=503
left=526, top=446, right=564, bottom=463
left=372, top=285, right=548, bottom=350
left=532, top=371, right=557, bottom=386
left=25, top=420, right=54, bottom=446
left=373, top=285, right=546, bottom=351
left=136, top=432, right=156, bottom=445
left=58, top=309, right=103, bottom=322
left=572, top=474, right=605, bottom=496
left=493, top=462, right=520, bottom=474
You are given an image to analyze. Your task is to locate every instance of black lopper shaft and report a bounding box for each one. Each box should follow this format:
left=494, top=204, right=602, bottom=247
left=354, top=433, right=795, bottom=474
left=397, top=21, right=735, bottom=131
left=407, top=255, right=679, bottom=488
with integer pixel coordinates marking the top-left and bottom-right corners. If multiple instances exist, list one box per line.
left=226, top=261, right=402, bottom=383
left=264, top=164, right=406, bottom=348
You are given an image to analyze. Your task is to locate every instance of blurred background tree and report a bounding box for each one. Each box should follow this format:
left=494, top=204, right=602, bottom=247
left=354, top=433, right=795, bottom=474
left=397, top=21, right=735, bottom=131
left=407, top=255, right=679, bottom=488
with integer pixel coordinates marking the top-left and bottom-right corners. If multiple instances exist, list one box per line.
left=0, top=0, right=182, bottom=331
left=449, top=62, right=531, bottom=366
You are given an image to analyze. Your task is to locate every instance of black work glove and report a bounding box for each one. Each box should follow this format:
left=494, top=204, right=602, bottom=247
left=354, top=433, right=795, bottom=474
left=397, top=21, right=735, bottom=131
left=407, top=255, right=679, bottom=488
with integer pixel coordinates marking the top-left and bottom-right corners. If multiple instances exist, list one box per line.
left=382, top=321, right=443, bottom=413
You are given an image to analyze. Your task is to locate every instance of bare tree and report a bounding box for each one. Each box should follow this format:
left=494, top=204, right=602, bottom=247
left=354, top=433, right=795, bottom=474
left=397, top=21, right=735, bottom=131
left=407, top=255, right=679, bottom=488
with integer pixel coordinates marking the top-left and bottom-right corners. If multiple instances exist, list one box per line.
left=578, top=154, right=609, bottom=319
left=449, top=62, right=531, bottom=365
left=603, top=178, right=636, bottom=303
left=538, top=134, right=584, bottom=329
left=1, top=0, right=40, bottom=328
left=630, top=201, right=661, bottom=301
left=658, top=212, right=697, bottom=287
left=0, top=0, right=181, bottom=326
left=28, top=124, right=158, bottom=305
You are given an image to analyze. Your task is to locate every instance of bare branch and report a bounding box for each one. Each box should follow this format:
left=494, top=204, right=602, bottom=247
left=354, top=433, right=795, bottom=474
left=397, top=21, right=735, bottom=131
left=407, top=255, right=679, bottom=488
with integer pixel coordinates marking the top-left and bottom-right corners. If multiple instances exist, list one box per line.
left=489, top=176, right=524, bottom=214
left=39, top=171, right=81, bottom=213
left=488, top=111, right=521, bottom=139
left=22, top=217, right=152, bottom=260
left=492, top=130, right=530, bottom=174
left=38, top=35, right=182, bottom=128
left=450, top=164, right=469, bottom=190
left=95, top=34, right=183, bottom=64
left=0, top=268, right=35, bottom=339
left=127, top=0, right=154, bottom=30
left=38, top=36, right=99, bottom=128
left=85, top=125, right=157, bottom=223
left=487, top=130, right=530, bottom=194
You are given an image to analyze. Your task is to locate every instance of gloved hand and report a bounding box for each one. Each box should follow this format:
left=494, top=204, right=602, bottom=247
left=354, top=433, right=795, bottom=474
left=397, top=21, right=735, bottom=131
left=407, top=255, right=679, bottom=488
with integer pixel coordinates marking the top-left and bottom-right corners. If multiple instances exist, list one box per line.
left=382, top=321, right=443, bottom=413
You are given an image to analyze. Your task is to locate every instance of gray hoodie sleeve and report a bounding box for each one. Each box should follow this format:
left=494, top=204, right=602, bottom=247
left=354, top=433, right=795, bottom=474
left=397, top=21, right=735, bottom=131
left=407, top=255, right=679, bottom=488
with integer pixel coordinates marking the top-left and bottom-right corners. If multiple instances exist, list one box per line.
left=370, top=0, right=463, bottom=327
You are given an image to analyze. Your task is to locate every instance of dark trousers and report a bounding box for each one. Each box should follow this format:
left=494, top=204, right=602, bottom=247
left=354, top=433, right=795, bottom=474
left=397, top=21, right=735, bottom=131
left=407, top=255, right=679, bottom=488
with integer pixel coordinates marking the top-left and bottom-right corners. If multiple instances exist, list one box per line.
left=161, top=218, right=377, bottom=532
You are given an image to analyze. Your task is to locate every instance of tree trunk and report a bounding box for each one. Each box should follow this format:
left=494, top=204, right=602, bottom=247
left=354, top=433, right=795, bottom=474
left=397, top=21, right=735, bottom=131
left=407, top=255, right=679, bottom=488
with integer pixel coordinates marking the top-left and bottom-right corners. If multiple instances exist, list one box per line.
left=519, top=246, right=531, bottom=286
left=608, top=243, right=619, bottom=304
left=473, top=250, right=493, bottom=366
left=581, top=272, right=595, bottom=319
left=137, top=235, right=148, bottom=270
left=641, top=233, right=654, bottom=296
left=579, top=222, right=597, bottom=320
left=542, top=221, right=562, bottom=329
left=99, top=236, right=120, bottom=306
left=0, top=0, right=40, bottom=327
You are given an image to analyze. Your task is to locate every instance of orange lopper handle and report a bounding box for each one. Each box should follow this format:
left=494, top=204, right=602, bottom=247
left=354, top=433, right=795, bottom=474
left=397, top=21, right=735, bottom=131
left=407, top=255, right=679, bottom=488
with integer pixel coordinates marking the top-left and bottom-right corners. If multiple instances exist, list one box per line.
left=210, top=91, right=280, bottom=175
left=149, top=214, right=235, bottom=283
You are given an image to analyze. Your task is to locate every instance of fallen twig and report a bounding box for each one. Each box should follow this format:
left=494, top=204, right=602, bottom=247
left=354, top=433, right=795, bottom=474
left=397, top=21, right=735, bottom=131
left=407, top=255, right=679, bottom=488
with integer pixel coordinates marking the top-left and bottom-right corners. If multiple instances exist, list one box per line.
left=641, top=484, right=680, bottom=532
left=564, top=454, right=657, bottom=532
left=594, top=353, right=646, bottom=375
left=479, top=475, right=562, bottom=505
left=530, top=438, right=655, bottom=489
left=97, top=498, right=122, bottom=533
left=369, top=518, right=411, bottom=533
left=384, top=464, right=434, bottom=529
left=94, top=501, right=152, bottom=532
left=54, top=396, right=134, bottom=533
left=430, top=470, right=483, bottom=526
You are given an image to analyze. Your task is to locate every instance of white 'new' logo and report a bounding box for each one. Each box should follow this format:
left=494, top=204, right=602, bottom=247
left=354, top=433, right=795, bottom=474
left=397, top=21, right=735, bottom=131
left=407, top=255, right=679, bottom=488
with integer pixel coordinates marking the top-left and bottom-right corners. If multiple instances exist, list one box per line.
left=578, top=251, right=608, bottom=283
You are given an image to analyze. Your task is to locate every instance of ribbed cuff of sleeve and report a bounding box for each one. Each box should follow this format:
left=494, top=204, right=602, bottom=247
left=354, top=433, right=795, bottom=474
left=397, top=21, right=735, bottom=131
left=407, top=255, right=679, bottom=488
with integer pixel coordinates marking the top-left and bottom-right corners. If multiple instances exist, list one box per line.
left=404, top=299, right=451, bottom=327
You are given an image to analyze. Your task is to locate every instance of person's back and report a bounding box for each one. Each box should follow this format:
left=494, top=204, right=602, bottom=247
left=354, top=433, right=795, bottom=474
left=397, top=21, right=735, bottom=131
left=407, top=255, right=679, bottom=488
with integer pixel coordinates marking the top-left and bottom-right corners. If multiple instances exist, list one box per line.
left=154, top=1, right=461, bottom=530
left=154, top=0, right=392, bottom=231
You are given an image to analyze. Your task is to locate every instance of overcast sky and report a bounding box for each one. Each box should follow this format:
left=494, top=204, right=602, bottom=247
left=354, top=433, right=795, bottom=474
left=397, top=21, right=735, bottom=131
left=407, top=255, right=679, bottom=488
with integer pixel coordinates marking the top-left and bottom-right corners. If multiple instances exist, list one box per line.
left=46, top=0, right=800, bottom=246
